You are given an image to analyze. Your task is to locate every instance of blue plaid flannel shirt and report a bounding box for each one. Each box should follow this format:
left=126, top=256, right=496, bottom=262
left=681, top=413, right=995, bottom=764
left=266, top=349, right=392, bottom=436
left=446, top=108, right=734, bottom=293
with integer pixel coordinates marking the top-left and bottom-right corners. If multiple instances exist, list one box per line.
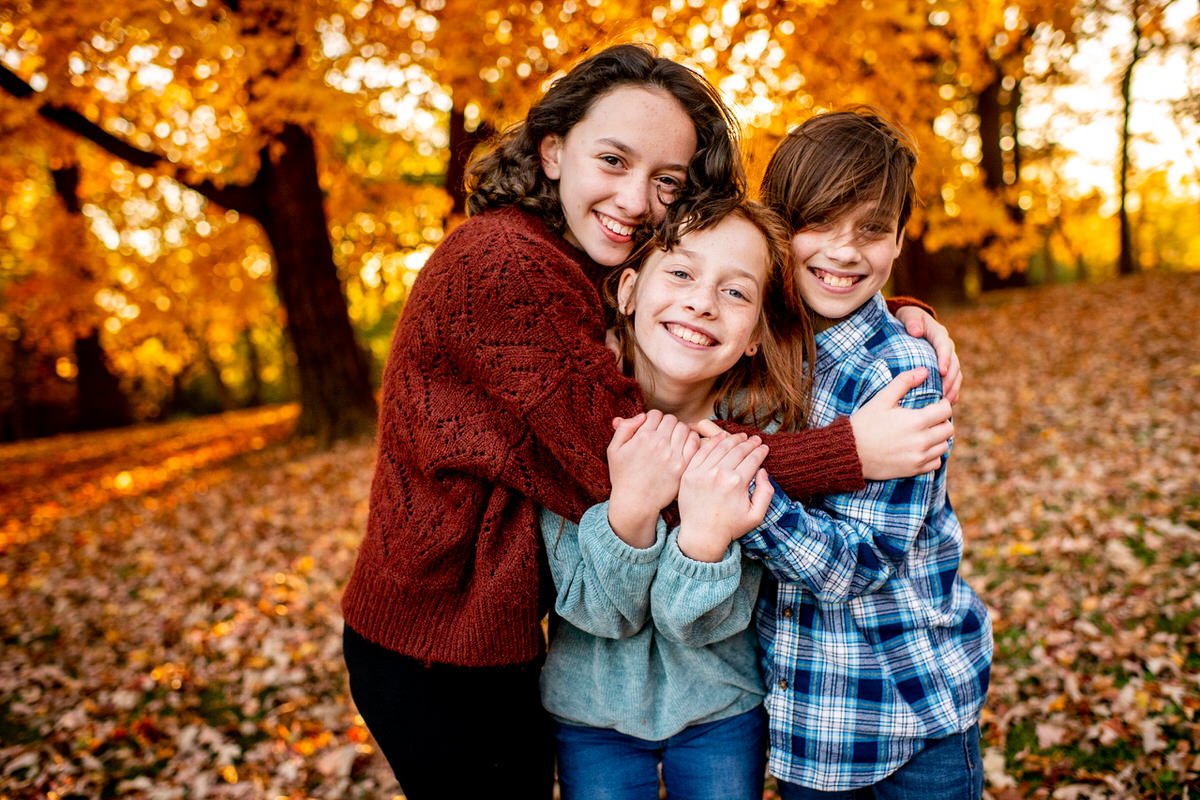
left=740, top=294, right=993, bottom=791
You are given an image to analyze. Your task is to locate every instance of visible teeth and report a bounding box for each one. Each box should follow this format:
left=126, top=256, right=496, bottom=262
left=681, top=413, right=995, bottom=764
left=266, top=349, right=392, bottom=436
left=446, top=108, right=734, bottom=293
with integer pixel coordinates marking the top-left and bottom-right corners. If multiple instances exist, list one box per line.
left=667, top=323, right=715, bottom=346
left=815, top=270, right=858, bottom=288
left=600, top=215, right=634, bottom=236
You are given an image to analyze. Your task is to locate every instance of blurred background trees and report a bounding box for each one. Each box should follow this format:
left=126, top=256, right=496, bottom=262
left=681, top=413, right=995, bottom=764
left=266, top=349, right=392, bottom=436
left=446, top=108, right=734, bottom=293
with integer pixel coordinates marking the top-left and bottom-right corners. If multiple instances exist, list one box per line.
left=1, top=0, right=1197, bottom=444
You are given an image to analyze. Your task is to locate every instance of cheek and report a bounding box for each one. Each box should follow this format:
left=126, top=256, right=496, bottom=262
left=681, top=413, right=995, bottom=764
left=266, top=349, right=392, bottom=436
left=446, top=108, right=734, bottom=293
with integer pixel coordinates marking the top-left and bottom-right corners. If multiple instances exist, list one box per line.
left=789, top=236, right=814, bottom=266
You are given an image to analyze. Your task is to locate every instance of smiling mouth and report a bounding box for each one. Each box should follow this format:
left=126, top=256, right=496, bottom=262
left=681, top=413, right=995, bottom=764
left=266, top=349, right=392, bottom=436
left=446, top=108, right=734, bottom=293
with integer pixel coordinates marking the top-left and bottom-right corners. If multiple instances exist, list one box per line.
left=598, top=213, right=635, bottom=238
left=666, top=323, right=716, bottom=346
left=812, top=268, right=862, bottom=288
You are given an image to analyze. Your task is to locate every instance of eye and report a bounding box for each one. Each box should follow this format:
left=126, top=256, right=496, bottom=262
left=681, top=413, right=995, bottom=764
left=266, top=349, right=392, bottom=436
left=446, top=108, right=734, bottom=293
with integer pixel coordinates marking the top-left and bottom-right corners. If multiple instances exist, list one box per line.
left=859, top=221, right=893, bottom=240
left=669, top=268, right=691, bottom=280
left=600, top=154, right=623, bottom=168
left=726, top=285, right=758, bottom=303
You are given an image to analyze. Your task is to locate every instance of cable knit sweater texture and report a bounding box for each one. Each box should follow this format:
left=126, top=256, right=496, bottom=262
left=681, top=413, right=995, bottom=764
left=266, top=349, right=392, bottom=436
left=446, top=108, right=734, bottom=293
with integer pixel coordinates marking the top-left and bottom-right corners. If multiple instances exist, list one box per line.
left=341, top=207, right=870, bottom=667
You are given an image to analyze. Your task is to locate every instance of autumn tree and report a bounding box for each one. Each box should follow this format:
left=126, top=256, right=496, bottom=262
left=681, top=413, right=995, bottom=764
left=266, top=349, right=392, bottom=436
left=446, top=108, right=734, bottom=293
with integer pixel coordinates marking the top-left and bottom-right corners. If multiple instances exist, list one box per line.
left=0, top=0, right=387, bottom=444
left=1109, top=0, right=1193, bottom=275
left=2, top=0, right=1101, bottom=443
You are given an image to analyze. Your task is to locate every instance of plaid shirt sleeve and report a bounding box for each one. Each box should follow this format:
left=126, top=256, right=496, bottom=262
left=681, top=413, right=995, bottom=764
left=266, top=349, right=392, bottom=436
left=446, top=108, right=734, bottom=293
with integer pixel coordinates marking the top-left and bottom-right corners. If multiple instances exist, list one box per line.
left=740, top=362, right=942, bottom=600
left=741, top=468, right=935, bottom=601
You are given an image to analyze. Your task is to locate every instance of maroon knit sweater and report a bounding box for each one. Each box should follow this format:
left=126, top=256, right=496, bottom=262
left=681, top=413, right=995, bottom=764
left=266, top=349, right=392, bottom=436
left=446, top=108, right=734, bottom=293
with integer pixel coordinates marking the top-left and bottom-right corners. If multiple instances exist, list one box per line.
left=342, top=207, right=879, bottom=667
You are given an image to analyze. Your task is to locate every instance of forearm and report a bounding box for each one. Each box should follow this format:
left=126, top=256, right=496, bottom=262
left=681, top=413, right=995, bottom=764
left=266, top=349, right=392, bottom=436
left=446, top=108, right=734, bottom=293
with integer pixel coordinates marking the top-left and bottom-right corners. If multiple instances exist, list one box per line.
left=717, top=416, right=864, bottom=498
left=543, top=504, right=663, bottom=638
left=741, top=477, right=930, bottom=602
left=651, top=535, right=761, bottom=647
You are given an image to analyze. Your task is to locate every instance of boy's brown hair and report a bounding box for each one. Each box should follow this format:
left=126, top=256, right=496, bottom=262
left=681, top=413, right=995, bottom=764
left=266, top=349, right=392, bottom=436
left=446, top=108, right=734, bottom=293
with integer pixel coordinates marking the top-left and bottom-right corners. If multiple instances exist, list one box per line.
left=760, top=107, right=918, bottom=243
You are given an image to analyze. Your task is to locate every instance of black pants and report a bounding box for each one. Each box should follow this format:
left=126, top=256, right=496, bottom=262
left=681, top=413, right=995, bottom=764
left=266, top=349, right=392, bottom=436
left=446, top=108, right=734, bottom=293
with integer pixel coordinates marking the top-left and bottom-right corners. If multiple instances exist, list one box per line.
left=342, top=623, right=555, bottom=799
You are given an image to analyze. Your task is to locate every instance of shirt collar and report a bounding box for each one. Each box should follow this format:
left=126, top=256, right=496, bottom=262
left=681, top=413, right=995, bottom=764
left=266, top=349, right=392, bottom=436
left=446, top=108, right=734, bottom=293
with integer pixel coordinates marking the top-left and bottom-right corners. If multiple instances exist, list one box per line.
left=814, top=294, right=888, bottom=370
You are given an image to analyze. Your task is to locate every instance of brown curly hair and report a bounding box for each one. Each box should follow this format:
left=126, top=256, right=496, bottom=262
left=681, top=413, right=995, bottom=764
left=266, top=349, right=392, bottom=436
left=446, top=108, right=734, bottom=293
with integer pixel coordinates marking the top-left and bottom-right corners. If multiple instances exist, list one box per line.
left=466, top=43, right=746, bottom=240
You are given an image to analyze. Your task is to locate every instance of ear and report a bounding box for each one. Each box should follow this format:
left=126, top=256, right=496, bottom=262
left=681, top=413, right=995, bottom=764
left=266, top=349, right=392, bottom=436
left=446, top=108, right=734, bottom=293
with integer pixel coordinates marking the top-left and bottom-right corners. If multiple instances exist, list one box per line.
left=539, top=134, right=563, bottom=180
left=744, top=320, right=762, bottom=356
left=616, top=268, right=639, bottom=315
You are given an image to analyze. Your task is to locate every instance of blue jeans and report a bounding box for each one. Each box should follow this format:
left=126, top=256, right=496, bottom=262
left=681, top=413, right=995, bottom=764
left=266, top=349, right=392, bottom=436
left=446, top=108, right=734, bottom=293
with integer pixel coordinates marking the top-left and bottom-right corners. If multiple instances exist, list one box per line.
left=554, top=706, right=767, bottom=800
left=776, top=724, right=983, bottom=800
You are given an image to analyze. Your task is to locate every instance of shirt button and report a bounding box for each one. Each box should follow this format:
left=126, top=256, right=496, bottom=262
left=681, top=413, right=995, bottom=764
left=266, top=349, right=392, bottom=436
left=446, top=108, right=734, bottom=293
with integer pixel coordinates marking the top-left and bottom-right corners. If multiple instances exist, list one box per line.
left=782, top=607, right=793, bottom=619
left=778, top=679, right=789, bottom=690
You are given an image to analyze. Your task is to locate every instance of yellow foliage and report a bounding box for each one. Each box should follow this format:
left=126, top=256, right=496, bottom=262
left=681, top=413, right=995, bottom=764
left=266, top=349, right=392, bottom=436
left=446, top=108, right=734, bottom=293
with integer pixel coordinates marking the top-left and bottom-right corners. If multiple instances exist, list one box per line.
left=0, top=0, right=1132, bottom=423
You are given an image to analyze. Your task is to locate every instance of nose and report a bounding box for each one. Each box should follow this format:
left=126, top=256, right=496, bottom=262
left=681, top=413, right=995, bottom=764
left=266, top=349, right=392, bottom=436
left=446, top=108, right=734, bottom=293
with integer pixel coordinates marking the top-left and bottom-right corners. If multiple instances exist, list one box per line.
left=826, top=235, right=861, bottom=266
left=684, top=283, right=719, bottom=317
left=613, top=176, right=652, bottom=221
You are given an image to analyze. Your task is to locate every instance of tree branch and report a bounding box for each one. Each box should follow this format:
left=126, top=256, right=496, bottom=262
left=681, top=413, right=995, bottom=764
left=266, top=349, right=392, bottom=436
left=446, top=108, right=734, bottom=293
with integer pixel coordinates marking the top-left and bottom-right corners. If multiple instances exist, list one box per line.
left=0, top=64, right=266, bottom=219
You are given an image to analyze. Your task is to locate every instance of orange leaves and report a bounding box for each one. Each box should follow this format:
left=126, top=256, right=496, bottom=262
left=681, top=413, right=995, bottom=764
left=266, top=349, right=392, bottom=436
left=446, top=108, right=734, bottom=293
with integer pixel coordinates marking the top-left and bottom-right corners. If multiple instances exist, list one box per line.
left=1, top=271, right=1197, bottom=793
left=946, top=270, right=1200, bottom=796
left=0, top=402, right=391, bottom=797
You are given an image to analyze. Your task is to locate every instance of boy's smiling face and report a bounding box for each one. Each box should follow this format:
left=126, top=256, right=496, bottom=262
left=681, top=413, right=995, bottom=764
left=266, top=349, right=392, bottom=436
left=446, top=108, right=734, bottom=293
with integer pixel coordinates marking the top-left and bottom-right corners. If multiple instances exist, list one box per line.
left=790, top=202, right=902, bottom=331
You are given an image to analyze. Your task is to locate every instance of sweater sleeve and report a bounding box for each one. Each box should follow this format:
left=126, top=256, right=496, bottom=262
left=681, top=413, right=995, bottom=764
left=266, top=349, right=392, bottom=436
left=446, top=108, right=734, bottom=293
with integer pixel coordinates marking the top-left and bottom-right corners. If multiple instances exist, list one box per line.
left=715, top=416, right=865, bottom=500
left=886, top=296, right=936, bottom=318
left=541, top=504, right=664, bottom=639
left=717, top=298, right=935, bottom=498
left=650, top=535, right=763, bottom=648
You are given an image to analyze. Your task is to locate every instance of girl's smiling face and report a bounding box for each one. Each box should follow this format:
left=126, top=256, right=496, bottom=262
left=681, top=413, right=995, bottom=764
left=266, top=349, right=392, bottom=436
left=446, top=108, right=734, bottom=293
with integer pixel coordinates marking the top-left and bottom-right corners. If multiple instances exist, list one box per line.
left=539, top=85, right=698, bottom=267
left=616, top=213, right=769, bottom=420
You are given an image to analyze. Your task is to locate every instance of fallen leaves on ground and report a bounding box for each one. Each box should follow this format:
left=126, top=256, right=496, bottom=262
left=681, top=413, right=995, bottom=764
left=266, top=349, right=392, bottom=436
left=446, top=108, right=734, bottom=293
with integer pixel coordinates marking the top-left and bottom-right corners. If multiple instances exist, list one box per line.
left=1, top=271, right=1197, bottom=799
left=948, top=272, right=1200, bottom=799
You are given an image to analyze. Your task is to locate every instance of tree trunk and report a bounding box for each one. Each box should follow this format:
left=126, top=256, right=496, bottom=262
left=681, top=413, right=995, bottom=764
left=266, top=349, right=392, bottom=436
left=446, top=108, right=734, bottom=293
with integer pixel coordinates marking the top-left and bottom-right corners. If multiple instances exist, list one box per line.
left=976, top=70, right=1029, bottom=292
left=242, top=326, right=264, bottom=407
left=199, top=341, right=237, bottom=412
left=890, top=237, right=970, bottom=308
left=1118, top=54, right=1138, bottom=275
left=977, top=77, right=1007, bottom=194
left=50, top=162, right=135, bottom=431
left=445, top=106, right=494, bottom=218
left=74, top=332, right=132, bottom=431
left=2, top=335, right=33, bottom=441
left=256, top=124, right=377, bottom=444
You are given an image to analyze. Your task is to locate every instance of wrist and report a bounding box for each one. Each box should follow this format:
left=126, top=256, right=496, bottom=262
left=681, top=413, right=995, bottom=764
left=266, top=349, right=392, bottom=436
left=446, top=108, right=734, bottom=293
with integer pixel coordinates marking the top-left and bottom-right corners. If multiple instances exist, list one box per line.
left=676, top=525, right=729, bottom=563
left=607, top=503, right=658, bottom=549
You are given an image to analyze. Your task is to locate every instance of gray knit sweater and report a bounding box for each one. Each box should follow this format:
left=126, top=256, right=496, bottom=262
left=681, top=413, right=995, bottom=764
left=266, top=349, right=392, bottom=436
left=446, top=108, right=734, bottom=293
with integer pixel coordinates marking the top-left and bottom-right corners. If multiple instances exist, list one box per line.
left=539, top=502, right=765, bottom=740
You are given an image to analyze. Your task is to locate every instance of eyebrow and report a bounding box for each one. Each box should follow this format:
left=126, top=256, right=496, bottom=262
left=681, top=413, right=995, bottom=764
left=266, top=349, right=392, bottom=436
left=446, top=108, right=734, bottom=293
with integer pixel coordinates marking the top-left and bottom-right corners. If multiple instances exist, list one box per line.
left=597, top=137, right=689, bottom=173
left=670, top=246, right=765, bottom=286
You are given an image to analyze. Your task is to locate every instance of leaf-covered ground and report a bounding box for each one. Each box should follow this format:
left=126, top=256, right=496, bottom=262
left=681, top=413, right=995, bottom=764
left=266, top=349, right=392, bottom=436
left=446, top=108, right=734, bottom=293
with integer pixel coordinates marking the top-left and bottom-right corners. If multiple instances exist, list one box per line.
left=1, top=271, right=1198, bottom=799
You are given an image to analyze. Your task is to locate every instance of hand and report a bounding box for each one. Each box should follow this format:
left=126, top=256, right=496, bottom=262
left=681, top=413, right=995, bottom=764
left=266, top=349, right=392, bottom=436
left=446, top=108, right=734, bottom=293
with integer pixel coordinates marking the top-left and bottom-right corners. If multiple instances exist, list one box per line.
left=893, top=306, right=963, bottom=404
left=851, top=368, right=953, bottom=481
left=677, top=433, right=773, bottom=562
left=607, top=410, right=699, bottom=547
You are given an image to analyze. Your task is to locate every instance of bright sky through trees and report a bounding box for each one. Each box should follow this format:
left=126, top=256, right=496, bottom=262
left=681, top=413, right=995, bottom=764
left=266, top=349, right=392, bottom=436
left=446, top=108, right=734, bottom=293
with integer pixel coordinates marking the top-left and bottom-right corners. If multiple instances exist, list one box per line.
left=1021, top=0, right=1200, bottom=208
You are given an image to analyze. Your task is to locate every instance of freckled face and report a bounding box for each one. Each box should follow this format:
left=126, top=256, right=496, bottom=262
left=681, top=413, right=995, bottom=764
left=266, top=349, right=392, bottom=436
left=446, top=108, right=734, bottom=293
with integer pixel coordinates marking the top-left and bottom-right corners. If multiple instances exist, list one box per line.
left=790, top=203, right=902, bottom=330
left=539, top=86, right=698, bottom=266
left=617, top=214, right=768, bottom=401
